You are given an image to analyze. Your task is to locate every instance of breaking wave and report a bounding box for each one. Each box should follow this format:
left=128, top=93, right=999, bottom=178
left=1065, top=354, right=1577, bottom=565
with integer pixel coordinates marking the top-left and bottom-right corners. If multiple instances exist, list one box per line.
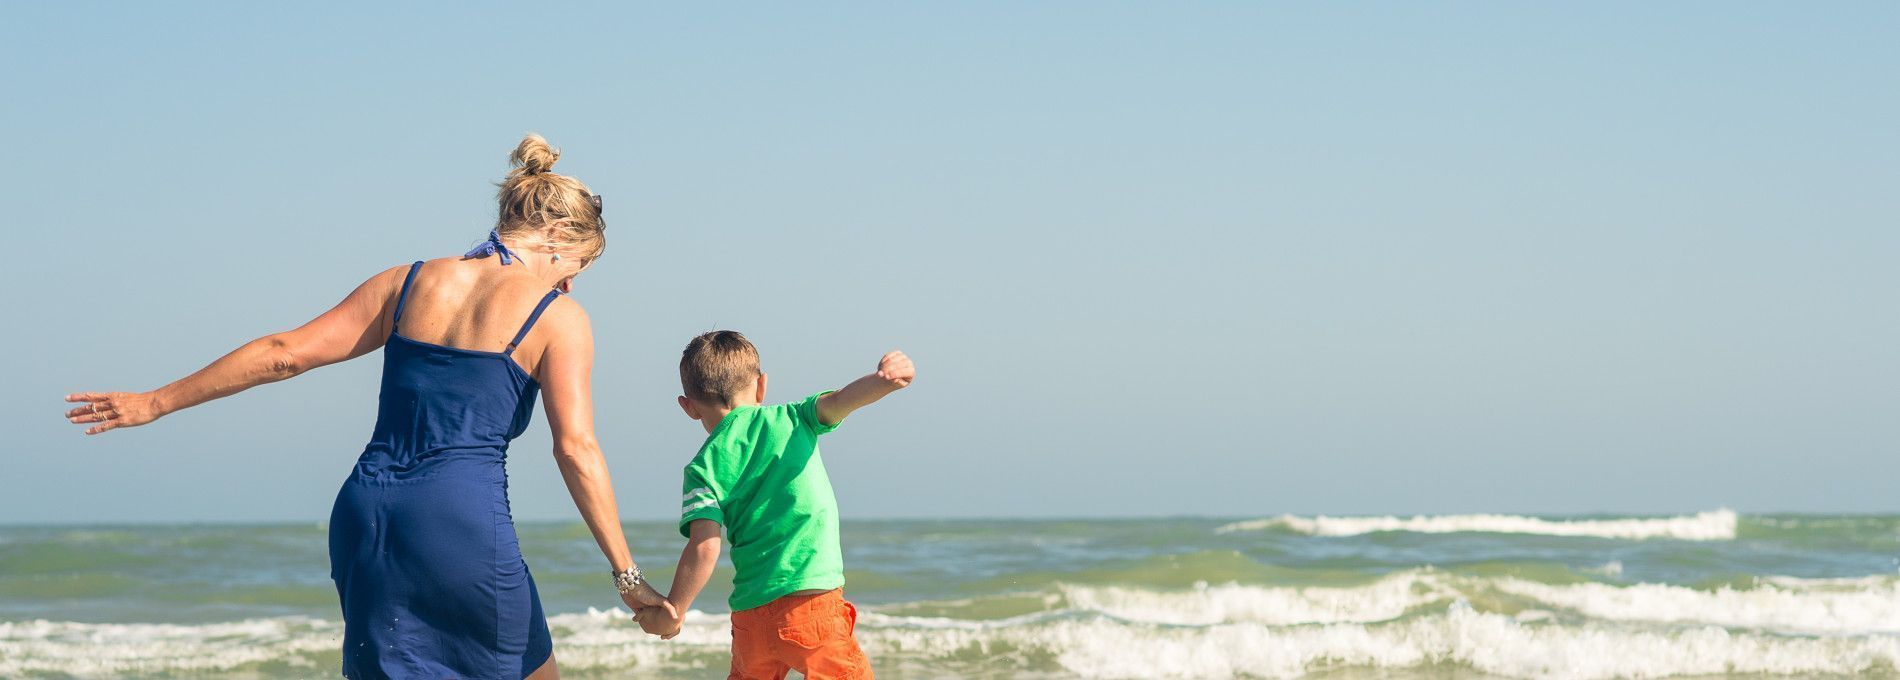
left=7, top=570, right=1897, bottom=679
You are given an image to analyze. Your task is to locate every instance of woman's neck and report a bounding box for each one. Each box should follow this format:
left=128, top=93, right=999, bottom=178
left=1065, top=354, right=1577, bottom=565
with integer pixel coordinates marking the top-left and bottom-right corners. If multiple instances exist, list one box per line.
left=501, top=239, right=572, bottom=288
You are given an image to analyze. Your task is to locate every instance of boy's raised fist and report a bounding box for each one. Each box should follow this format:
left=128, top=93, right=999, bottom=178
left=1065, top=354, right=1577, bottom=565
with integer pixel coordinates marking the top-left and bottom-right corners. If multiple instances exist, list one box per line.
left=876, top=351, right=915, bottom=388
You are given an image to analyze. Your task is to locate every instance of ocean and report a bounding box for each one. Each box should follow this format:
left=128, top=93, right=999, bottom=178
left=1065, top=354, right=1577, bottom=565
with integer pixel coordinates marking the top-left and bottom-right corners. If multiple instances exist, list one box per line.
left=1, top=510, right=1896, bottom=678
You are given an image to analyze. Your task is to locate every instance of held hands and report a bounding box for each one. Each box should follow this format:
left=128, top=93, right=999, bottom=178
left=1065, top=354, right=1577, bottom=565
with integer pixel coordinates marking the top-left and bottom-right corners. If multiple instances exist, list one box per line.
left=634, top=602, right=684, bottom=640
left=875, top=350, right=915, bottom=389
left=64, top=392, right=164, bottom=435
left=621, top=582, right=682, bottom=639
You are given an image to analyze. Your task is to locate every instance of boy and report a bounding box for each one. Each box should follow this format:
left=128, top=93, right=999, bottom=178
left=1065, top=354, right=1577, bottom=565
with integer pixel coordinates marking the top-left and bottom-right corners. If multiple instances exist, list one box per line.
left=636, top=330, right=913, bottom=680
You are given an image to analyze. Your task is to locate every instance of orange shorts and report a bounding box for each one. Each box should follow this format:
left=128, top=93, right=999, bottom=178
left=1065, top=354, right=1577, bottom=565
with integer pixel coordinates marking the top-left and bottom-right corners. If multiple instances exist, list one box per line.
left=728, top=589, right=872, bottom=680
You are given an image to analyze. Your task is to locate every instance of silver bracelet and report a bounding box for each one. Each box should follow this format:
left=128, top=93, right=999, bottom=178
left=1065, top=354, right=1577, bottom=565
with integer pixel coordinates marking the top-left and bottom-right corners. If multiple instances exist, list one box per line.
left=612, top=566, right=645, bottom=595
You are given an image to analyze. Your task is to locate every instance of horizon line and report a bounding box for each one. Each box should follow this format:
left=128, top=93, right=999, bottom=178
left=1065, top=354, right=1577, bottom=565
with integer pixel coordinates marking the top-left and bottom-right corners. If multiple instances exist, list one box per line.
left=3, top=507, right=1895, bottom=528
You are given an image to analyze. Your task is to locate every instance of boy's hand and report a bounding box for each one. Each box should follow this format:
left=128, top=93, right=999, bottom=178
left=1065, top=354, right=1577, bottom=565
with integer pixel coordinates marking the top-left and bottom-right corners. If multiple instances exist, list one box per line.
left=634, top=604, right=684, bottom=639
left=817, top=350, right=916, bottom=425
left=875, top=350, right=915, bottom=389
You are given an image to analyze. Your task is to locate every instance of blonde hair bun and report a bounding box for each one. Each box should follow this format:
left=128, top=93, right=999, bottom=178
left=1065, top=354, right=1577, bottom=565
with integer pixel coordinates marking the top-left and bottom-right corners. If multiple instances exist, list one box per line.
left=493, top=133, right=606, bottom=264
left=509, top=133, right=561, bottom=177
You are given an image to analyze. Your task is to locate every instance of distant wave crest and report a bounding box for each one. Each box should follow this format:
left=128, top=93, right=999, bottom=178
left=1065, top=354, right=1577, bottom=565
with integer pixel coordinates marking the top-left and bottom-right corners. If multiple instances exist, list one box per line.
left=1215, top=509, right=1738, bottom=540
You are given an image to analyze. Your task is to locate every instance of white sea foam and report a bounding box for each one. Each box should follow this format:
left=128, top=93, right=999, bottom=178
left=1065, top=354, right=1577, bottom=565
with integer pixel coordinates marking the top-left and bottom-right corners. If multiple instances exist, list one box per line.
left=1493, top=577, right=1900, bottom=634
left=543, top=602, right=1900, bottom=680
left=1055, top=573, right=1454, bottom=625
left=1038, top=604, right=1899, bottom=680
left=542, top=608, right=736, bottom=672
left=8, top=575, right=1900, bottom=679
left=1054, top=571, right=1900, bottom=634
left=1049, top=571, right=1900, bottom=635
left=0, top=616, right=339, bottom=676
left=1216, top=508, right=1739, bottom=540
left=1761, top=573, right=1900, bottom=589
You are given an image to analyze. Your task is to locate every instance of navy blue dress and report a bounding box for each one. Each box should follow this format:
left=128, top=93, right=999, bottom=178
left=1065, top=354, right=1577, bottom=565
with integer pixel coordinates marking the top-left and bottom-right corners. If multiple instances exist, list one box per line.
left=329, top=260, right=562, bottom=679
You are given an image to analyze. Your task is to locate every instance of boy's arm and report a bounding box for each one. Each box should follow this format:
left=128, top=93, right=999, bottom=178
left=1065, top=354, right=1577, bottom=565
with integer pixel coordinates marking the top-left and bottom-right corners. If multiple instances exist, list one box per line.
left=816, top=350, right=915, bottom=426
left=647, top=519, right=723, bottom=639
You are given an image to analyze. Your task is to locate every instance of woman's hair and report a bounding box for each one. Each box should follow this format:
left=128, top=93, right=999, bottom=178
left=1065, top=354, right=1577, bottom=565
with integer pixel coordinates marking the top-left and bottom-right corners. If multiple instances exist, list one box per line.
left=495, top=134, right=606, bottom=265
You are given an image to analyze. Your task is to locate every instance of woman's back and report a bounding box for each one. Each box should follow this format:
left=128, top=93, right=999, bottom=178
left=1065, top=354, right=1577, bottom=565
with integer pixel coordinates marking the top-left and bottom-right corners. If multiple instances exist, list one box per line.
left=354, top=258, right=565, bottom=480
left=389, top=256, right=572, bottom=376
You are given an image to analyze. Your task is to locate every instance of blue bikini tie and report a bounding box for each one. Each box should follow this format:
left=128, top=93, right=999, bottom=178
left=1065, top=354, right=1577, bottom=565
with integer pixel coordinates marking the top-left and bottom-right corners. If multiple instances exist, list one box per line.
left=462, top=229, right=517, bottom=265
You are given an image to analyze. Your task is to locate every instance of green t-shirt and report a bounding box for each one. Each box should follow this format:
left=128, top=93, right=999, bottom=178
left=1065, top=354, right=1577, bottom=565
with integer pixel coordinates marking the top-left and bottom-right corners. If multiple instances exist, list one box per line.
left=679, top=393, right=844, bottom=611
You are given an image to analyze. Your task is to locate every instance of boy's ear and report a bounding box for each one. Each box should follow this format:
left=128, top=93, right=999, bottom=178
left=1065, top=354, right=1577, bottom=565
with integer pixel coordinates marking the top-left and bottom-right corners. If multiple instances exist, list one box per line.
left=677, top=395, right=700, bottom=420
left=755, top=373, right=768, bottom=404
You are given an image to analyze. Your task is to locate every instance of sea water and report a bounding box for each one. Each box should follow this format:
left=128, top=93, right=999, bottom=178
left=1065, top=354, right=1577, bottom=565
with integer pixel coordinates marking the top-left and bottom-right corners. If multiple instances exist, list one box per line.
left=2, top=511, right=1896, bottom=678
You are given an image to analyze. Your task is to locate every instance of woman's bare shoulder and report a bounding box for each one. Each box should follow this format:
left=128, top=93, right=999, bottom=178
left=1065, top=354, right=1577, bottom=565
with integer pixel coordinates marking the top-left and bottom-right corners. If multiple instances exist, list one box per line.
left=538, top=295, right=592, bottom=337
left=343, top=263, right=422, bottom=303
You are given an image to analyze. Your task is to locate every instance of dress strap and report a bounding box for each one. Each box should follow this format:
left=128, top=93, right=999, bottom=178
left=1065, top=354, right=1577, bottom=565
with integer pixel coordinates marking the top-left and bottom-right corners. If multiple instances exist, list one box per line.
left=391, top=261, right=424, bottom=329
left=504, top=289, right=564, bottom=356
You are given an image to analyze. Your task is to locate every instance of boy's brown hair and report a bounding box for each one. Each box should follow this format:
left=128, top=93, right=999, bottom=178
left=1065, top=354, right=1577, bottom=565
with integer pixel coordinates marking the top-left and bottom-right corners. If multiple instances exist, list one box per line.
left=680, top=330, right=761, bottom=408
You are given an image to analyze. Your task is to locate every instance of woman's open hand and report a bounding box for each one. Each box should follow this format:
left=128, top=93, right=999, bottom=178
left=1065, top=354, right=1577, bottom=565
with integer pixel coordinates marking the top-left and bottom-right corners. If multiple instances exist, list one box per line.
left=64, top=391, right=164, bottom=435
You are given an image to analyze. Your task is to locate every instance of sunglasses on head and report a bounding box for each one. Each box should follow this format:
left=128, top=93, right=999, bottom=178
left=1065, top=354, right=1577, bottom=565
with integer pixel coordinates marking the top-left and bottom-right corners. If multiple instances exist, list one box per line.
left=589, top=193, right=603, bottom=214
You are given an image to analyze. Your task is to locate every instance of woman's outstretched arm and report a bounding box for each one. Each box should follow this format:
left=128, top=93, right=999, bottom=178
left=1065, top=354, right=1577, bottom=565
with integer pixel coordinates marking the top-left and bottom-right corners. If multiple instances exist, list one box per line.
left=535, top=299, right=674, bottom=615
left=64, top=265, right=408, bottom=435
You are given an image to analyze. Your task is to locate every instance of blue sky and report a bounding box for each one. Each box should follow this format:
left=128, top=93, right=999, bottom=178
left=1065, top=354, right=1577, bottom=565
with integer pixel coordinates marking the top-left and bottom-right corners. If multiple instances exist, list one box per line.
left=2, top=3, right=1895, bottom=523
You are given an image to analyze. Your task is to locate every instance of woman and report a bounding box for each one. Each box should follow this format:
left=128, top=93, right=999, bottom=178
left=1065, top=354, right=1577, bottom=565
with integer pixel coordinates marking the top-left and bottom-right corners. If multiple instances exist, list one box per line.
left=63, top=134, right=667, bottom=679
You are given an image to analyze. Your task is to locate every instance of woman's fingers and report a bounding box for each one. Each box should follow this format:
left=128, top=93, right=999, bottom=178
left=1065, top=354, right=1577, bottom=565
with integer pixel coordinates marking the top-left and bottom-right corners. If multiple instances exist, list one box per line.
left=64, top=393, right=115, bottom=414
left=64, top=394, right=109, bottom=418
left=65, top=391, right=142, bottom=433
left=66, top=397, right=118, bottom=423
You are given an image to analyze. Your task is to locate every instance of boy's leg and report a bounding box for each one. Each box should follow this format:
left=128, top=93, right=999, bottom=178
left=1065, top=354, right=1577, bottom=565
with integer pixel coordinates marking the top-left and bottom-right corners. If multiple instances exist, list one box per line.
left=776, top=592, right=872, bottom=680
left=729, top=607, right=794, bottom=680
